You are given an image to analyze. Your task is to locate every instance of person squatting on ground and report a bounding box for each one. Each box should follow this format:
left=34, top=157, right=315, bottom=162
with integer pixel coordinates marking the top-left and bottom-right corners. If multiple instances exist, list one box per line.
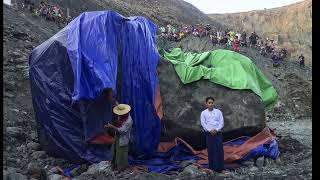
left=260, top=44, right=267, bottom=56
left=105, top=104, right=133, bottom=172
left=38, top=1, right=48, bottom=18
left=271, top=50, right=282, bottom=67
left=205, top=24, right=211, bottom=37
left=298, top=54, right=305, bottom=67
left=200, top=97, right=226, bottom=173
left=210, top=33, right=218, bottom=46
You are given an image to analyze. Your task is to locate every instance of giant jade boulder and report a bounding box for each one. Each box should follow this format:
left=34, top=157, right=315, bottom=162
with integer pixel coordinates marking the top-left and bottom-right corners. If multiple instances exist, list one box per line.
left=158, top=59, right=266, bottom=150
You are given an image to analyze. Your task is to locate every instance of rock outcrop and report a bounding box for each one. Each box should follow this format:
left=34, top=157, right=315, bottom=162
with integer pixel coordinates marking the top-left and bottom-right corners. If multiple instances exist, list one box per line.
left=208, top=0, right=312, bottom=66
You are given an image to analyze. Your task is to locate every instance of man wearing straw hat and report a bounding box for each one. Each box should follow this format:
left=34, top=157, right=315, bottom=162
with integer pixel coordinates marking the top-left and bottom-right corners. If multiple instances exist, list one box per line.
left=105, top=104, right=133, bottom=171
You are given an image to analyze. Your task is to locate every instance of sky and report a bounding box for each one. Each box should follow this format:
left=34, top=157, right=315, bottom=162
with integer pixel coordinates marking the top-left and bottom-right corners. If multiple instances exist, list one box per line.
left=183, top=0, right=304, bottom=14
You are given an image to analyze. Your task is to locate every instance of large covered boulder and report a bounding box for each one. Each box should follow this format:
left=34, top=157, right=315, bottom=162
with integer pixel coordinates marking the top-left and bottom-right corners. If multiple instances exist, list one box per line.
left=158, top=59, right=266, bottom=149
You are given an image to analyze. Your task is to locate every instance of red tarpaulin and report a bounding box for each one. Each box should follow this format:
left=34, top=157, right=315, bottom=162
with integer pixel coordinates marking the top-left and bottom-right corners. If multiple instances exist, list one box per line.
left=157, top=127, right=276, bottom=165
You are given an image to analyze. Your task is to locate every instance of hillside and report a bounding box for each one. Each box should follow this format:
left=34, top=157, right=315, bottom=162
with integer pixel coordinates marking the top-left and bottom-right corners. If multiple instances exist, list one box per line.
left=208, top=0, right=312, bottom=66
left=28, top=0, right=220, bottom=27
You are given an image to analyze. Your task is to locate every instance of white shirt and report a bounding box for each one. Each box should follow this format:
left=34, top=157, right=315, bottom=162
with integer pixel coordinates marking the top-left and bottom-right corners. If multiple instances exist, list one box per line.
left=236, top=33, right=241, bottom=39
left=200, top=108, right=224, bottom=132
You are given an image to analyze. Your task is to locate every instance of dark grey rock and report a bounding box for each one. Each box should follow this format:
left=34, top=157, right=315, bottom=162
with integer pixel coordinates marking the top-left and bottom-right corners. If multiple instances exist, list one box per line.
left=263, top=158, right=274, bottom=166
left=6, top=158, right=20, bottom=167
left=241, top=159, right=255, bottom=166
left=16, top=144, right=26, bottom=152
left=7, top=172, right=27, bottom=180
left=27, top=142, right=40, bottom=151
left=274, top=73, right=280, bottom=77
left=12, top=31, right=29, bottom=40
left=214, top=172, right=229, bottom=179
left=27, top=162, right=47, bottom=179
left=4, top=92, right=15, bottom=98
left=275, top=158, right=282, bottom=165
left=48, top=167, right=59, bottom=175
left=82, top=161, right=111, bottom=175
left=31, top=151, right=46, bottom=159
left=15, top=58, right=27, bottom=64
left=178, top=164, right=206, bottom=178
left=48, top=174, right=64, bottom=180
left=248, top=165, right=258, bottom=172
left=3, top=170, right=9, bottom=180
left=4, top=81, right=16, bottom=91
left=9, top=108, right=19, bottom=113
left=7, top=167, right=21, bottom=174
left=128, top=172, right=170, bottom=180
left=255, top=157, right=265, bottom=168
left=27, top=162, right=41, bottom=174
left=10, top=51, right=22, bottom=58
left=23, top=70, right=29, bottom=79
left=179, top=159, right=197, bottom=168
left=24, top=44, right=33, bottom=49
left=30, top=132, right=38, bottom=140
left=6, top=127, right=26, bottom=140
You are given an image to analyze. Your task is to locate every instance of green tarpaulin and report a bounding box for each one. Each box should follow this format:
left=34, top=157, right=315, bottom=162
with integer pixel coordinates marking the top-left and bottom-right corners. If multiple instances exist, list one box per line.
left=160, top=48, right=278, bottom=109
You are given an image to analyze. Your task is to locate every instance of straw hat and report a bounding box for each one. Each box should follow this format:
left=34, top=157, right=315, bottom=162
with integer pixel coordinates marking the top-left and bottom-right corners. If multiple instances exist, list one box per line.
left=113, top=104, right=131, bottom=115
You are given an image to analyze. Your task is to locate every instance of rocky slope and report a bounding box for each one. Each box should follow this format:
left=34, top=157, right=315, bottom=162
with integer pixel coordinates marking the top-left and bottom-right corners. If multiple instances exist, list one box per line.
left=29, top=0, right=220, bottom=27
left=3, top=3, right=312, bottom=180
left=208, top=0, right=312, bottom=66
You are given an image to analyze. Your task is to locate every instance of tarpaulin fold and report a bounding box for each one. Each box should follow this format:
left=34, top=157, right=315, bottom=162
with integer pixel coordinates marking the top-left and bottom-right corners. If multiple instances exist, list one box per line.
left=120, top=17, right=160, bottom=155
left=129, top=127, right=279, bottom=173
left=160, top=48, right=278, bottom=109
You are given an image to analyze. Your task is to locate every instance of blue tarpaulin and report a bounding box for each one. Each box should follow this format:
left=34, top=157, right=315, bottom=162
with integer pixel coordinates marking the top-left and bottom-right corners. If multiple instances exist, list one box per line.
left=239, top=138, right=280, bottom=161
left=129, top=143, right=202, bottom=173
left=29, top=11, right=160, bottom=163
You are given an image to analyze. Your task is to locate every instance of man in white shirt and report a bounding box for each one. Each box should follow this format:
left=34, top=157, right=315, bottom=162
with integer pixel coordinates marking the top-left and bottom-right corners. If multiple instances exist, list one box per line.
left=200, top=97, right=225, bottom=173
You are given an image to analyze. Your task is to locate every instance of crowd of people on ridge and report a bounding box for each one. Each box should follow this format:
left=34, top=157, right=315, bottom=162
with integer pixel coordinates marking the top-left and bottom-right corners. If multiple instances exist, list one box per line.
left=159, top=24, right=305, bottom=68
left=15, top=0, right=73, bottom=27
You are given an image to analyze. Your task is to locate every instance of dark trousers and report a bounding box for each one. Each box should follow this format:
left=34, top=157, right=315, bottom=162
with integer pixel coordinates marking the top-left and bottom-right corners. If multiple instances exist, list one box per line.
left=206, top=132, right=224, bottom=172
